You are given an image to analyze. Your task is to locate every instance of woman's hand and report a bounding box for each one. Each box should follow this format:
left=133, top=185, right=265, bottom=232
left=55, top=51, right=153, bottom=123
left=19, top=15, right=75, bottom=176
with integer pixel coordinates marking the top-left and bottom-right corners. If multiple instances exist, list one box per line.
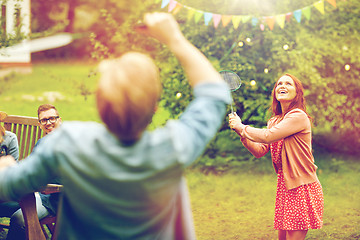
left=229, top=112, right=247, bottom=140
left=136, top=12, right=184, bottom=47
left=228, top=112, right=243, bottom=130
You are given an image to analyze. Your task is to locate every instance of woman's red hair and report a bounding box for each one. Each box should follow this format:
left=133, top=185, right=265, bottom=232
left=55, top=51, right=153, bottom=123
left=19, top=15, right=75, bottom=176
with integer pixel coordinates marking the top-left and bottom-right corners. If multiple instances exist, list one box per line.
left=269, top=73, right=312, bottom=121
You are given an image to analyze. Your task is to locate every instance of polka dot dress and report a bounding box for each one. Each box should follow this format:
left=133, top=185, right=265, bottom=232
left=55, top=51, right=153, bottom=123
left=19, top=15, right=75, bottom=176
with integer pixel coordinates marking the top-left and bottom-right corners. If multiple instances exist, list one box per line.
left=271, top=139, right=324, bottom=230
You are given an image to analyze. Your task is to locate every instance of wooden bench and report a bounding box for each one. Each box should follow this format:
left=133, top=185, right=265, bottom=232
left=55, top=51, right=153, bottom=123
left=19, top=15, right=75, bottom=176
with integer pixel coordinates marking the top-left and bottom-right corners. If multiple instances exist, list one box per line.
left=0, top=113, right=62, bottom=240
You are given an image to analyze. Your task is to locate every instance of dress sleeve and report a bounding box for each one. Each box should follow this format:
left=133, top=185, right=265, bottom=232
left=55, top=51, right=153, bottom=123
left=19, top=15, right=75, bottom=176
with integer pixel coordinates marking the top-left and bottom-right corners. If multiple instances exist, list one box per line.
left=242, top=109, right=310, bottom=144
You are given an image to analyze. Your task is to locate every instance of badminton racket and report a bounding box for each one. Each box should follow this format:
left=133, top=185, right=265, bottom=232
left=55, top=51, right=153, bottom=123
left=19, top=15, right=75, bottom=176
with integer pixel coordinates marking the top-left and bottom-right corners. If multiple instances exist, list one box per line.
left=0, top=33, right=85, bottom=55
left=220, top=70, right=242, bottom=113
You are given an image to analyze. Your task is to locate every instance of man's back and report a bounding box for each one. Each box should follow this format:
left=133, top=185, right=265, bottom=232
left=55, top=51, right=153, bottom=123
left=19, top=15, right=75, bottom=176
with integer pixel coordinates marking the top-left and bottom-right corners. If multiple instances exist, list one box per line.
left=0, top=82, right=229, bottom=239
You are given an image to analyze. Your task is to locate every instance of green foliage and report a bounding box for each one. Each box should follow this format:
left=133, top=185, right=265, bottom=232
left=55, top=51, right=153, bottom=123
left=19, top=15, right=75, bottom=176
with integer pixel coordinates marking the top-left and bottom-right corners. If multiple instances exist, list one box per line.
left=27, top=0, right=360, bottom=155
left=191, top=129, right=273, bottom=174
left=0, top=72, right=16, bottom=94
left=174, top=0, right=360, bottom=153
left=85, top=0, right=162, bottom=60
left=0, top=0, right=26, bottom=49
left=31, top=0, right=64, bottom=32
left=77, top=81, right=93, bottom=101
left=281, top=0, right=360, bottom=153
left=86, top=0, right=360, bottom=156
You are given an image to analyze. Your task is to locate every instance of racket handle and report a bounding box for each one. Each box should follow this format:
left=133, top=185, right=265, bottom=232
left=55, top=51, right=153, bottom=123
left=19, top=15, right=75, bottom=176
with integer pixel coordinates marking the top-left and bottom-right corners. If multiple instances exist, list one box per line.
left=230, top=104, right=234, bottom=114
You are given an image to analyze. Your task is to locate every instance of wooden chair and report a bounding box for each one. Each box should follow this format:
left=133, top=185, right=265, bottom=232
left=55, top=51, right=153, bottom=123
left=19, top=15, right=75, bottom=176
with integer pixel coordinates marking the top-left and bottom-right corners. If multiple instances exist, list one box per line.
left=1, top=114, right=43, bottom=160
left=0, top=113, right=62, bottom=240
left=39, top=184, right=63, bottom=240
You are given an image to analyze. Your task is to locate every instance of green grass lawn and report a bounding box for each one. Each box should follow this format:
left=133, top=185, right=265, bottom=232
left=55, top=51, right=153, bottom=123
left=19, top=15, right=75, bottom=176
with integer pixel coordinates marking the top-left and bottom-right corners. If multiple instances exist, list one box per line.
left=0, top=62, right=99, bottom=121
left=188, top=152, right=360, bottom=240
left=0, top=61, right=170, bottom=126
left=1, top=62, right=359, bottom=239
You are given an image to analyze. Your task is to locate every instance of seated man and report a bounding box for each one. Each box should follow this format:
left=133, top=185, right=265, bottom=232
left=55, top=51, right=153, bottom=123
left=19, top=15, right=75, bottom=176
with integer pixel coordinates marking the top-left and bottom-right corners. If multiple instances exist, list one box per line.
left=6, top=104, right=62, bottom=240
left=0, top=13, right=231, bottom=239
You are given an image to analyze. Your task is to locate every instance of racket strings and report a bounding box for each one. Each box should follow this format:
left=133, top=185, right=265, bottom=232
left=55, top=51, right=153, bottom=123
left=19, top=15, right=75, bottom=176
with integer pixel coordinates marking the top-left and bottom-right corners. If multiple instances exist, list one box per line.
left=220, top=71, right=242, bottom=91
left=220, top=70, right=242, bottom=113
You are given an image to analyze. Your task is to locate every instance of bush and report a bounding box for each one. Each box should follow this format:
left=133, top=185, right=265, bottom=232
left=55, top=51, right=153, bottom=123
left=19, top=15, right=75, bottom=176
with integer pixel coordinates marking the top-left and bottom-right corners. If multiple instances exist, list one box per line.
left=313, top=129, right=360, bottom=154
left=192, top=129, right=273, bottom=174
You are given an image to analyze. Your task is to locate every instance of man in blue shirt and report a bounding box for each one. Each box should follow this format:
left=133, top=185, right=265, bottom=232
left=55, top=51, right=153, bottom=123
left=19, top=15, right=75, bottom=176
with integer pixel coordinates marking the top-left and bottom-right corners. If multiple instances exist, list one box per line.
left=0, top=12, right=231, bottom=239
left=5, top=104, right=62, bottom=240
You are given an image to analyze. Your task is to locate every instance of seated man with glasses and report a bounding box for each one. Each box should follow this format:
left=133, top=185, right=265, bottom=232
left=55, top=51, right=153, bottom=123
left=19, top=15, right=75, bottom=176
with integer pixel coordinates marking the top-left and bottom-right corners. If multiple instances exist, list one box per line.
left=37, top=104, right=62, bottom=136
left=5, top=104, right=62, bottom=240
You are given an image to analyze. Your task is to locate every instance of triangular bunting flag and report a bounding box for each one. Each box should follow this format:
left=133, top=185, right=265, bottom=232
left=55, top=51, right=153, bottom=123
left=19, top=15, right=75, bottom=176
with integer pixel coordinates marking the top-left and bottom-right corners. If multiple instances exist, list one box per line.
left=314, top=1, right=325, bottom=14
left=260, top=24, right=265, bottom=31
left=187, top=8, right=196, bottom=21
left=172, top=4, right=182, bottom=15
left=222, top=15, right=232, bottom=27
left=194, top=10, right=203, bottom=23
left=161, top=0, right=170, bottom=8
left=251, top=17, right=258, bottom=26
left=204, top=12, right=213, bottom=26
left=213, top=14, right=222, bottom=28
left=276, top=14, right=285, bottom=29
left=266, top=16, right=275, bottom=30
left=232, top=16, right=241, bottom=29
left=168, top=0, right=177, bottom=12
left=242, top=15, right=251, bottom=23
left=326, top=0, right=337, bottom=7
left=176, top=0, right=341, bottom=31
left=303, top=6, right=311, bottom=20
left=285, top=12, right=293, bottom=22
left=293, top=10, right=302, bottom=23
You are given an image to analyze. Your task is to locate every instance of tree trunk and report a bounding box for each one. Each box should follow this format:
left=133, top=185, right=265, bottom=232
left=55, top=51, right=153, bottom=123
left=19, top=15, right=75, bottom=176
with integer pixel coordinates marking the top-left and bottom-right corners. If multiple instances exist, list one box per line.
left=65, top=0, right=77, bottom=33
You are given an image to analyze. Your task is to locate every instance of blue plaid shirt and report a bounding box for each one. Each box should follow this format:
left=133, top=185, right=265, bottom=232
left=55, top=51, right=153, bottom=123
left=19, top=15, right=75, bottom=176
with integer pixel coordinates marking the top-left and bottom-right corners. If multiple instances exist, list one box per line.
left=0, top=82, right=231, bottom=240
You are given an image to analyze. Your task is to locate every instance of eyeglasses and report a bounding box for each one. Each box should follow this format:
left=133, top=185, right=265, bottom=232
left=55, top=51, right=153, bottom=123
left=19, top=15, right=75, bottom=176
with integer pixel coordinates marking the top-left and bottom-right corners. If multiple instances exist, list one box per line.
left=39, top=116, right=60, bottom=125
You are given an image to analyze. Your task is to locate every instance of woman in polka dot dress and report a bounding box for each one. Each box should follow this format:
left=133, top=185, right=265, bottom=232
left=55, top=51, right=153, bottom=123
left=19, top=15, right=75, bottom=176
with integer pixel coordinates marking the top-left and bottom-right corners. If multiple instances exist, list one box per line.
left=229, top=74, right=324, bottom=240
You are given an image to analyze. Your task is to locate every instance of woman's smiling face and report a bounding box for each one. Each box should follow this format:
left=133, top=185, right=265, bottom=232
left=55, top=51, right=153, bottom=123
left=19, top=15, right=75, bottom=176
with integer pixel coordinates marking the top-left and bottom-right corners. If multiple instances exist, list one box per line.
left=275, top=75, right=297, bottom=103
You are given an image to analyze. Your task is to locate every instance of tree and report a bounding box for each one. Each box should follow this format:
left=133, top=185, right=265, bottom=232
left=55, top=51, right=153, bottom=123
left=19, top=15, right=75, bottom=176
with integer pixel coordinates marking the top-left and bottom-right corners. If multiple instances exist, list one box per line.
left=282, top=0, right=360, bottom=153
left=29, top=0, right=360, bottom=154
left=160, top=0, right=360, bottom=153
left=0, top=0, right=26, bottom=49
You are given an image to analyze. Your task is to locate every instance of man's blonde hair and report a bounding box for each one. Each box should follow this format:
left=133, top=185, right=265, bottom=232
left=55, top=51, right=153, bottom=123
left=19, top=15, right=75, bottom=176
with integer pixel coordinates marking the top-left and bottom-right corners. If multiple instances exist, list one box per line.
left=37, top=104, right=59, bottom=119
left=96, top=52, right=161, bottom=142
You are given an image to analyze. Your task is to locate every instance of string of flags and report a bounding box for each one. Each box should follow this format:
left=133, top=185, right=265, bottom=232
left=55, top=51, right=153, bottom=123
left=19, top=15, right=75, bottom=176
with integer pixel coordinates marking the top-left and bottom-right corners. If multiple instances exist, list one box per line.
left=157, top=0, right=345, bottom=30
